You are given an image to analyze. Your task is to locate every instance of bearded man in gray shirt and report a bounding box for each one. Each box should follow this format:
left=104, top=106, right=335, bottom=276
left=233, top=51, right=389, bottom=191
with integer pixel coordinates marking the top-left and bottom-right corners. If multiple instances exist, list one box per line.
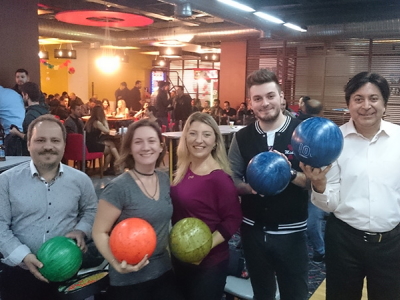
left=0, top=114, right=98, bottom=300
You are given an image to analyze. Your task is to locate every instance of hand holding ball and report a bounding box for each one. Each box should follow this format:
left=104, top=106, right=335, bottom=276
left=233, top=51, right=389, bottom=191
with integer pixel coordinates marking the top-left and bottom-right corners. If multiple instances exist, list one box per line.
left=37, top=236, right=82, bottom=282
left=109, top=218, right=157, bottom=265
left=291, top=117, right=344, bottom=168
left=169, top=218, right=213, bottom=263
left=246, top=151, right=292, bottom=196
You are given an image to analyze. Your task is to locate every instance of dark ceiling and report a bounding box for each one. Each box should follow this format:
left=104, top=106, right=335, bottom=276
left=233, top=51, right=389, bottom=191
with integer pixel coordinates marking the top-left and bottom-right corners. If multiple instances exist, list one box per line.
left=37, top=0, right=400, bottom=51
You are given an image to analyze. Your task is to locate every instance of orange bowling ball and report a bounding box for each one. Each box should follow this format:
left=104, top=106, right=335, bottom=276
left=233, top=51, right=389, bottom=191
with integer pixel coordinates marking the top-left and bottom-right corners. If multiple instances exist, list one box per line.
left=109, top=218, right=157, bottom=265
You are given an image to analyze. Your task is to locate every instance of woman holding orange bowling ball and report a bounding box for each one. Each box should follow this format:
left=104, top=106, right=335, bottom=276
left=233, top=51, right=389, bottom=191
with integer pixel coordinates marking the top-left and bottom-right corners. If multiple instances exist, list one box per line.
left=92, top=119, right=183, bottom=300
left=171, top=112, right=242, bottom=300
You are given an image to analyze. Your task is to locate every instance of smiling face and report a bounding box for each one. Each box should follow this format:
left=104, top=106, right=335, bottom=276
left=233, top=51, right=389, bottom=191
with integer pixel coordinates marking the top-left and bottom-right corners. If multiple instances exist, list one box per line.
left=348, top=82, right=385, bottom=135
left=250, top=81, right=284, bottom=124
left=185, top=121, right=216, bottom=160
left=28, top=121, right=65, bottom=172
left=130, top=126, right=163, bottom=168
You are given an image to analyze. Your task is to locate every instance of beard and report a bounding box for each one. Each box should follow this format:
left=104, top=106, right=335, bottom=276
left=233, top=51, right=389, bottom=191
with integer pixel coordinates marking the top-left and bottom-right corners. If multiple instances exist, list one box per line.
left=37, top=150, right=60, bottom=170
left=255, top=106, right=281, bottom=123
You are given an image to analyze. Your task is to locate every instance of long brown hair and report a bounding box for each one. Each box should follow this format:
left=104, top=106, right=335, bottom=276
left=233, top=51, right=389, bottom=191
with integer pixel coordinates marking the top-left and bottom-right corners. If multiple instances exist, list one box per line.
left=84, top=105, right=105, bottom=133
left=116, top=119, right=166, bottom=170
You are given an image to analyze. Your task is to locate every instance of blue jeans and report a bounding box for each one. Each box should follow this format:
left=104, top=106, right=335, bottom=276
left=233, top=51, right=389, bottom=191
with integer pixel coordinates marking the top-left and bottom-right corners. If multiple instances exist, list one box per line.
left=241, top=225, right=309, bottom=300
left=307, top=199, right=327, bottom=256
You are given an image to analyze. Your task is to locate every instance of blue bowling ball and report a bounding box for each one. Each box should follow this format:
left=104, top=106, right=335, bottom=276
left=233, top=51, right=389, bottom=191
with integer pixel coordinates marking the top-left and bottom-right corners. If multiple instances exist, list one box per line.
left=246, top=151, right=291, bottom=196
left=291, top=117, right=344, bottom=168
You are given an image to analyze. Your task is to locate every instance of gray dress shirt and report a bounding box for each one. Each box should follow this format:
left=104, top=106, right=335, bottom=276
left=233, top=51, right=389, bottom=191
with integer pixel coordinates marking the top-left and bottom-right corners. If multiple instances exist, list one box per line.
left=0, top=161, right=98, bottom=266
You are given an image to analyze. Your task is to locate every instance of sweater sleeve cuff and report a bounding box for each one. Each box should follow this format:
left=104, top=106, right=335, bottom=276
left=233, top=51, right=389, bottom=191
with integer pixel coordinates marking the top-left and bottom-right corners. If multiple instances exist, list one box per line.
left=215, top=224, right=231, bottom=241
left=1, top=244, right=31, bottom=267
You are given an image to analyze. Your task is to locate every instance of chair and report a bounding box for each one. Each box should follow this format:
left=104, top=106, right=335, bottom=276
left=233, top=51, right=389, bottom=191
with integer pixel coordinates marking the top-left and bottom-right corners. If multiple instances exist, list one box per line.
left=63, top=133, right=104, bottom=178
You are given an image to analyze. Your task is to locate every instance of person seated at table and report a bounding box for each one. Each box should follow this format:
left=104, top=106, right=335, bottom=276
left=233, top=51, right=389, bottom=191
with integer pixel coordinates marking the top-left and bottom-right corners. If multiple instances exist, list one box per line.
left=191, top=98, right=202, bottom=113
left=102, top=98, right=112, bottom=116
left=116, top=99, right=129, bottom=117
left=235, top=102, right=247, bottom=125
left=221, top=101, right=236, bottom=125
left=202, top=100, right=211, bottom=114
left=50, top=97, right=69, bottom=121
left=145, top=106, right=163, bottom=128
left=84, top=106, right=120, bottom=175
left=133, top=102, right=149, bottom=120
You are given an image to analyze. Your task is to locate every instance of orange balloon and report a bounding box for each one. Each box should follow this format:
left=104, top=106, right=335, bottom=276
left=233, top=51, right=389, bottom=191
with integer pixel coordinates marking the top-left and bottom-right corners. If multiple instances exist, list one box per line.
left=109, top=218, right=157, bottom=265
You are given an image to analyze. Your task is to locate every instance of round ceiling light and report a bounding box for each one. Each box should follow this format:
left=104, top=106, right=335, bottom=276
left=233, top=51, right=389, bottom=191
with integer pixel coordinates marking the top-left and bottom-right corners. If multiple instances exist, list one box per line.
left=55, top=11, right=153, bottom=27
left=153, top=40, right=186, bottom=47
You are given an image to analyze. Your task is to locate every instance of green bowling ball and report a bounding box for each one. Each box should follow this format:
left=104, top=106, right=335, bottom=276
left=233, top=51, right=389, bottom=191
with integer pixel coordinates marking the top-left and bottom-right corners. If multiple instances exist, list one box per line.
left=169, top=217, right=213, bottom=263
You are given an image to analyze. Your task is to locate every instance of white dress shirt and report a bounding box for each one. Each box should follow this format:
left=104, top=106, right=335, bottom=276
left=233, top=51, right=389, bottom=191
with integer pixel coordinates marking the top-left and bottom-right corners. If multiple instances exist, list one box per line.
left=312, top=119, right=400, bottom=232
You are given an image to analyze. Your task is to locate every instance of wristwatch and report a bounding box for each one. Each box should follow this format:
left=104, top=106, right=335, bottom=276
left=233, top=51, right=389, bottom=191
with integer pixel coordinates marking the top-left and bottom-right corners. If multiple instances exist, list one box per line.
left=290, top=168, right=298, bottom=181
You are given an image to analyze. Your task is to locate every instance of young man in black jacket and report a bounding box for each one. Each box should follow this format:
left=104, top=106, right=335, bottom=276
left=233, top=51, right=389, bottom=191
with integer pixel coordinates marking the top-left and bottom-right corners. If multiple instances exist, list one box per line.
left=228, top=69, right=309, bottom=300
left=9, top=82, right=49, bottom=155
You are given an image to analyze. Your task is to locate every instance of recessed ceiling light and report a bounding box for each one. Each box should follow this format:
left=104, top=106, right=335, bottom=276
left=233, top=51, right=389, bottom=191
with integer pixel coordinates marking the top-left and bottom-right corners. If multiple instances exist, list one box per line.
left=217, top=0, right=255, bottom=12
left=284, top=23, right=307, bottom=32
left=254, top=11, right=284, bottom=24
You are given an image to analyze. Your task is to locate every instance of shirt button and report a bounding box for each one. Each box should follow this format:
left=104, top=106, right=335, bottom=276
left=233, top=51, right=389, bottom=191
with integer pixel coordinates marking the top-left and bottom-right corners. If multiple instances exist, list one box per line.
left=48, top=216, right=50, bottom=219
left=46, top=230, right=49, bottom=233
left=49, top=203, right=52, bottom=205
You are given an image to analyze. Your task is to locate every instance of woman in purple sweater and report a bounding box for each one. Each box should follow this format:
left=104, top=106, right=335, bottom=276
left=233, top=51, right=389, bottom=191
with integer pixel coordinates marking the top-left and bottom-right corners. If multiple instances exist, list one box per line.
left=170, top=112, right=242, bottom=300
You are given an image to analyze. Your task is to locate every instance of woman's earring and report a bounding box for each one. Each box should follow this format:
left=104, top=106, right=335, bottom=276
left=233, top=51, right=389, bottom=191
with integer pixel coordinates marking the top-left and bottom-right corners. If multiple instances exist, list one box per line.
left=213, top=144, right=217, bottom=150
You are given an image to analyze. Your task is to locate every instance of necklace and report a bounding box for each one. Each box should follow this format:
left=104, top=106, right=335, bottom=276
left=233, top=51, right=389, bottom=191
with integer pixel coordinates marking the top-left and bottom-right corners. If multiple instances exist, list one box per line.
left=130, top=170, right=159, bottom=200
left=133, top=167, right=155, bottom=176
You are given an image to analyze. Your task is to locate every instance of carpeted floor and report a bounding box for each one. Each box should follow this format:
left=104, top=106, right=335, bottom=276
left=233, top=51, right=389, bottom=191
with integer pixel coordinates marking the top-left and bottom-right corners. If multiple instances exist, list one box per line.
left=307, top=243, right=326, bottom=299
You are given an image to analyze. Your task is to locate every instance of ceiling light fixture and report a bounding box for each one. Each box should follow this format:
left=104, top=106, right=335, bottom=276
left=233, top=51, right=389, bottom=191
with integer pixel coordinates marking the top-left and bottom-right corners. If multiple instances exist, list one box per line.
left=55, top=10, right=153, bottom=27
left=200, top=53, right=220, bottom=62
left=152, top=58, right=167, bottom=68
left=254, top=11, right=284, bottom=24
left=96, top=21, right=120, bottom=73
left=54, top=46, right=77, bottom=59
left=284, top=23, right=307, bottom=32
left=153, top=40, right=186, bottom=47
left=38, top=47, right=49, bottom=59
left=217, top=0, right=255, bottom=12
left=159, top=47, right=182, bottom=58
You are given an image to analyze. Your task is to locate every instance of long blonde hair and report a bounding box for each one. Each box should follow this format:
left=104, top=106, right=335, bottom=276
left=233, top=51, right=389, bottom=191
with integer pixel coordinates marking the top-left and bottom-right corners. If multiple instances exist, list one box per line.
left=173, top=112, right=232, bottom=185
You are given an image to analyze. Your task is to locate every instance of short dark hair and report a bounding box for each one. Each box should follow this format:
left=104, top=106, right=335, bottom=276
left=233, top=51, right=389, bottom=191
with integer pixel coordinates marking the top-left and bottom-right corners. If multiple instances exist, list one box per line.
left=344, top=72, right=390, bottom=106
left=20, top=82, right=41, bottom=102
left=135, top=80, right=141, bottom=85
left=120, top=82, right=127, bottom=87
left=224, top=101, right=230, bottom=106
left=246, top=68, right=281, bottom=92
left=15, top=68, right=28, bottom=75
left=301, top=96, right=311, bottom=103
left=27, top=114, right=66, bottom=144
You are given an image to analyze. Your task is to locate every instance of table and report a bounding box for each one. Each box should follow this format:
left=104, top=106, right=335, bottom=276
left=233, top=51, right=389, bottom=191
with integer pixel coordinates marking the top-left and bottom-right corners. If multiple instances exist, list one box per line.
left=162, top=125, right=246, bottom=181
left=0, top=156, right=30, bottom=173
left=81, top=116, right=134, bottom=130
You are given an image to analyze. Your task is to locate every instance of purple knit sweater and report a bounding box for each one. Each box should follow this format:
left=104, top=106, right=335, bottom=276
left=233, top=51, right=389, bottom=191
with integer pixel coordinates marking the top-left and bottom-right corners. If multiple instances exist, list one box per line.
left=171, top=168, right=242, bottom=267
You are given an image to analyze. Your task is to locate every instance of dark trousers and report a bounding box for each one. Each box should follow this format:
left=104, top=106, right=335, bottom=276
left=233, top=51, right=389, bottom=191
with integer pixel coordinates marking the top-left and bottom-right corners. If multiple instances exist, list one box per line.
left=106, top=270, right=184, bottom=300
left=325, top=214, right=400, bottom=300
left=172, top=256, right=229, bottom=300
left=0, top=264, right=60, bottom=300
left=241, top=225, right=309, bottom=300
